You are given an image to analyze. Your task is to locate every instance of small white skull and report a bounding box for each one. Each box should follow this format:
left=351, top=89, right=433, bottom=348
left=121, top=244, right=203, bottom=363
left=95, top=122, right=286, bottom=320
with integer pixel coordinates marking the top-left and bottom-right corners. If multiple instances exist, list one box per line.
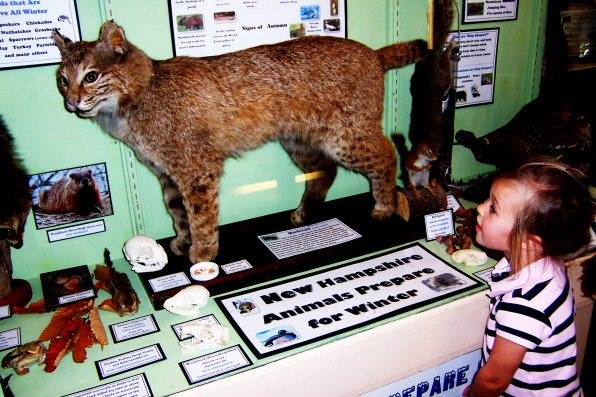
left=178, top=322, right=229, bottom=353
left=123, top=235, right=168, bottom=273
left=163, top=285, right=210, bottom=316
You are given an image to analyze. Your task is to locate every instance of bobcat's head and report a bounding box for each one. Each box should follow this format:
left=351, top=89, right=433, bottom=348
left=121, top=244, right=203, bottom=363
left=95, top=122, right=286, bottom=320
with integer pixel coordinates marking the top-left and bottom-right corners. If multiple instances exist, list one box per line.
left=52, top=22, right=136, bottom=118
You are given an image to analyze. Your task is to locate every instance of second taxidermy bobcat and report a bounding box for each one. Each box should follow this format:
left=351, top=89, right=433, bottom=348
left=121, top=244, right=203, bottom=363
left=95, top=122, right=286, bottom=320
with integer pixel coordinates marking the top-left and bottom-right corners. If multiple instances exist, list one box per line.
left=52, top=21, right=426, bottom=263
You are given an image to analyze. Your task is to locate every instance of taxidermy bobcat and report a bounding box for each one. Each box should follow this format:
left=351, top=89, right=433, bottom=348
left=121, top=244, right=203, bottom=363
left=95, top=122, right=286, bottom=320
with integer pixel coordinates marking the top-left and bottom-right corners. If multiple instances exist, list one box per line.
left=52, top=21, right=426, bottom=263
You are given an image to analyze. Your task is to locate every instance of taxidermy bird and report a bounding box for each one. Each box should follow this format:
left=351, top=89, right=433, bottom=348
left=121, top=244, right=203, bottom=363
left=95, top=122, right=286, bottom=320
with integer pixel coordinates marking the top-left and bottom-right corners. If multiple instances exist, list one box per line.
left=455, top=94, right=592, bottom=175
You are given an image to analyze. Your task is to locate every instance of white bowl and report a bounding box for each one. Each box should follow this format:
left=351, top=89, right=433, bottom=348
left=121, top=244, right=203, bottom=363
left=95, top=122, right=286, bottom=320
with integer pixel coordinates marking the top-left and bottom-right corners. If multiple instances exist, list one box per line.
left=190, top=262, right=219, bottom=281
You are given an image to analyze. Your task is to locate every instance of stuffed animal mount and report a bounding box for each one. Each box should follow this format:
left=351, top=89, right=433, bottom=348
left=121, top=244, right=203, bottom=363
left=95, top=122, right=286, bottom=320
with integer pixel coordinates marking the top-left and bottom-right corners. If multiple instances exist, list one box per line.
left=52, top=21, right=427, bottom=263
left=455, top=94, right=592, bottom=174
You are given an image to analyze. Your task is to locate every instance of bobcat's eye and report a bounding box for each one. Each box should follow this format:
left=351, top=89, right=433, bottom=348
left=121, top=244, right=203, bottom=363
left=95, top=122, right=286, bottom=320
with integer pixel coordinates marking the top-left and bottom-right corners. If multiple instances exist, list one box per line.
left=59, top=75, right=68, bottom=87
left=84, top=71, right=99, bottom=83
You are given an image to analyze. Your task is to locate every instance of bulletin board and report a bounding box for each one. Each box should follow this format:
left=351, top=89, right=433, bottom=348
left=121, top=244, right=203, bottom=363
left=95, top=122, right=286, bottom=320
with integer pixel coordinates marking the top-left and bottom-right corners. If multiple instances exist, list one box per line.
left=168, top=0, right=347, bottom=57
left=0, top=0, right=80, bottom=70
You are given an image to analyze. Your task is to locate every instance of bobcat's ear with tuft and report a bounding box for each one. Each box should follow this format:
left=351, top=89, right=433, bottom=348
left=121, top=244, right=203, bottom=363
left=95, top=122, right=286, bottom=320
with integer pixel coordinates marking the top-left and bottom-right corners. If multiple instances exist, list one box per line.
left=52, top=29, right=72, bottom=58
left=99, top=21, right=129, bottom=56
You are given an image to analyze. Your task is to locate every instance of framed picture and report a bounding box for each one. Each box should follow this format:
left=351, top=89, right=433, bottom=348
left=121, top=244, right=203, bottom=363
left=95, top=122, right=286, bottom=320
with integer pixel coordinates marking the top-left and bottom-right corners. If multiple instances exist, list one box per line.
left=40, top=265, right=96, bottom=309
left=29, top=162, right=113, bottom=230
left=463, top=0, right=518, bottom=24
left=168, top=0, right=347, bottom=57
left=0, top=0, right=81, bottom=70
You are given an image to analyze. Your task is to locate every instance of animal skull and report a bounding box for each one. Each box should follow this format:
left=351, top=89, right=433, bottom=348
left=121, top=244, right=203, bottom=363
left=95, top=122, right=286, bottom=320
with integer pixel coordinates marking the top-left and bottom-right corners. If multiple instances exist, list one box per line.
left=163, top=285, right=210, bottom=316
left=178, top=321, right=229, bottom=353
left=122, top=235, right=168, bottom=273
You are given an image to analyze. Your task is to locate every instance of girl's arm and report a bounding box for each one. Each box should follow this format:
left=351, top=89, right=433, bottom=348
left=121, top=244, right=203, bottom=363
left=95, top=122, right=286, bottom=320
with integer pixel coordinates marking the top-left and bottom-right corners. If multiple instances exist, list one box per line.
left=468, top=336, right=527, bottom=397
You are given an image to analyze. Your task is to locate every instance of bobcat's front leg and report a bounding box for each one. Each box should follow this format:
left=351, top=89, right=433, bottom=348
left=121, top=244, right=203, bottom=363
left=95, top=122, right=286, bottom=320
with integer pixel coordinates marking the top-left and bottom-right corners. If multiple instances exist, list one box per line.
left=158, top=174, right=192, bottom=256
left=178, top=171, right=221, bottom=263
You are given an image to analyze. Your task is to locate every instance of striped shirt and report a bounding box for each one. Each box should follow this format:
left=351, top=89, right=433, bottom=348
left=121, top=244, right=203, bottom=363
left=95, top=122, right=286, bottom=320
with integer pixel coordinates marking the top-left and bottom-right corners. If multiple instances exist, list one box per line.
left=482, top=257, right=583, bottom=396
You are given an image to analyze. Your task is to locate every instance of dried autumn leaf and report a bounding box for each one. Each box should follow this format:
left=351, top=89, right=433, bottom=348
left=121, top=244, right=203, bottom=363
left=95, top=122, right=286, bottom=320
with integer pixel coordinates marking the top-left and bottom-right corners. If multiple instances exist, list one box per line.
left=73, top=320, right=95, bottom=363
left=44, top=335, right=74, bottom=373
left=11, top=298, right=49, bottom=314
left=89, top=307, right=108, bottom=347
left=38, top=300, right=94, bottom=342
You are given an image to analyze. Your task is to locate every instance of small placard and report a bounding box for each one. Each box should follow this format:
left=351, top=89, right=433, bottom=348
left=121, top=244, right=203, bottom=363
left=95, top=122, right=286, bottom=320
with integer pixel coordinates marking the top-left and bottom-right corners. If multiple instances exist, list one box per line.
left=47, top=220, right=106, bottom=242
left=0, top=305, right=11, bottom=319
left=95, top=344, right=166, bottom=380
left=474, top=267, right=493, bottom=284
left=110, top=315, right=160, bottom=343
left=179, top=345, right=252, bottom=384
left=221, top=259, right=253, bottom=275
left=148, top=272, right=191, bottom=293
left=446, top=193, right=463, bottom=212
left=0, top=328, right=20, bottom=351
left=463, top=0, right=518, bottom=23
left=258, top=218, right=361, bottom=259
left=63, top=374, right=153, bottom=397
left=424, top=210, right=455, bottom=241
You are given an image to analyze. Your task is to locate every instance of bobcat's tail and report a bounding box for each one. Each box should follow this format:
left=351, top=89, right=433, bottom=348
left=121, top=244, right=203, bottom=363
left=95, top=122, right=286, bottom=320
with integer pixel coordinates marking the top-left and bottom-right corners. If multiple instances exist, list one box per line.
left=376, top=40, right=427, bottom=72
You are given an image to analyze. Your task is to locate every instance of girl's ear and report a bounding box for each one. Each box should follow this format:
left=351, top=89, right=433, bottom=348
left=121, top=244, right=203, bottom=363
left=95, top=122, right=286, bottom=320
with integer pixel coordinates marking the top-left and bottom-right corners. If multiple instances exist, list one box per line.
left=523, top=234, right=544, bottom=256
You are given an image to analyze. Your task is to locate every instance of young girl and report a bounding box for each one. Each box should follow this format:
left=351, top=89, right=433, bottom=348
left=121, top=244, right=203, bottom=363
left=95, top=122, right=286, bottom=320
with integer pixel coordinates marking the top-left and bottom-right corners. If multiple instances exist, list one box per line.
left=466, top=158, right=595, bottom=397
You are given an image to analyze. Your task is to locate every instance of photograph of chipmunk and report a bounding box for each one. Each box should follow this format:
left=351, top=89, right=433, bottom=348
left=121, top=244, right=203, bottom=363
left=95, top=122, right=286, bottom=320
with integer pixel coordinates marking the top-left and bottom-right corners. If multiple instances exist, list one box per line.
left=52, top=21, right=426, bottom=263
left=393, top=133, right=438, bottom=197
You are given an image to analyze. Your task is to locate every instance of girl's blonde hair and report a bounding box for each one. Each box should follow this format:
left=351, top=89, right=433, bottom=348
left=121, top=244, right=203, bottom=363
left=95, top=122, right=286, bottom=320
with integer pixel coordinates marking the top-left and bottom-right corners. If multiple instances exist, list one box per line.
left=497, top=157, right=595, bottom=274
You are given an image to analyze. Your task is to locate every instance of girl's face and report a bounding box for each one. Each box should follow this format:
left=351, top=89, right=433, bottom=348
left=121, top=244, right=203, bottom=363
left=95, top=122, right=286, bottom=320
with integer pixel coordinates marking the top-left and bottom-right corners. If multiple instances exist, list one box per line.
left=475, top=178, right=527, bottom=257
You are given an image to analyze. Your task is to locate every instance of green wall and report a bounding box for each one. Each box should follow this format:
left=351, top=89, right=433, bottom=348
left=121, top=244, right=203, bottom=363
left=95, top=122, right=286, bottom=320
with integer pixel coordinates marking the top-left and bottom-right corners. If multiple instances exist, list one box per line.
left=1, top=0, right=546, bottom=278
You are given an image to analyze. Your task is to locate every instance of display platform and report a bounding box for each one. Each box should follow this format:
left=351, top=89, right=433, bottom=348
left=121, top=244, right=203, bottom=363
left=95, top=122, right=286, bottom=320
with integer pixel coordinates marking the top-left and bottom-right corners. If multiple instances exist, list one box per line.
left=137, top=192, right=424, bottom=310
left=0, top=198, right=592, bottom=396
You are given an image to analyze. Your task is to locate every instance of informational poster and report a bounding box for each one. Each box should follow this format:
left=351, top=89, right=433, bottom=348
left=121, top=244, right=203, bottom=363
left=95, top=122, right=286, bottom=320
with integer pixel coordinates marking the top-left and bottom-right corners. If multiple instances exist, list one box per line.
left=463, top=0, right=518, bottom=23
left=0, top=0, right=80, bottom=69
left=362, top=349, right=481, bottom=397
left=448, top=28, right=499, bottom=108
left=217, top=243, right=482, bottom=359
left=168, top=0, right=346, bottom=57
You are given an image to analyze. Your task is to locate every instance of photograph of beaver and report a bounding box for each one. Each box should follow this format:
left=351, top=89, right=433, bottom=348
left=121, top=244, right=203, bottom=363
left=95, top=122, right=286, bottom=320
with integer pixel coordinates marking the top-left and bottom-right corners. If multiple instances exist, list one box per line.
left=38, top=170, right=103, bottom=215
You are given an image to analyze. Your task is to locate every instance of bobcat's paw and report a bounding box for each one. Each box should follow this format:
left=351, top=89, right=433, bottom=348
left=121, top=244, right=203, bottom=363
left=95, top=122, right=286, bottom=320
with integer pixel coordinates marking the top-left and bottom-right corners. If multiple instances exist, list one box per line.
left=371, top=204, right=394, bottom=222
left=290, top=208, right=307, bottom=226
left=170, top=236, right=191, bottom=256
left=189, top=242, right=218, bottom=264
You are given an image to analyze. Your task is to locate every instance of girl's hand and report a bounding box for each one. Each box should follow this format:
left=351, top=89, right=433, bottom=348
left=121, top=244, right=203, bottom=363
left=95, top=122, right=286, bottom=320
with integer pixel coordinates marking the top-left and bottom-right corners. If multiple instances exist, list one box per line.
left=469, top=336, right=527, bottom=397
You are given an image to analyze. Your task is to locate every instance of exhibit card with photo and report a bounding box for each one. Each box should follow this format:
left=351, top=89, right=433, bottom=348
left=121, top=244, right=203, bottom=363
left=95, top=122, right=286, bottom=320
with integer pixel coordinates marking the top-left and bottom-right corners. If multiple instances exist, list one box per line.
left=40, top=265, right=96, bottom=309
left=217, top=243, right=483, bottom=359
left=448, top=28, right=499, bottom=108
left=168, top=0, right=346, bottom=57
left=0, top=0, right=80, bottom=69
left=463, top=0, right=518, bottom=23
